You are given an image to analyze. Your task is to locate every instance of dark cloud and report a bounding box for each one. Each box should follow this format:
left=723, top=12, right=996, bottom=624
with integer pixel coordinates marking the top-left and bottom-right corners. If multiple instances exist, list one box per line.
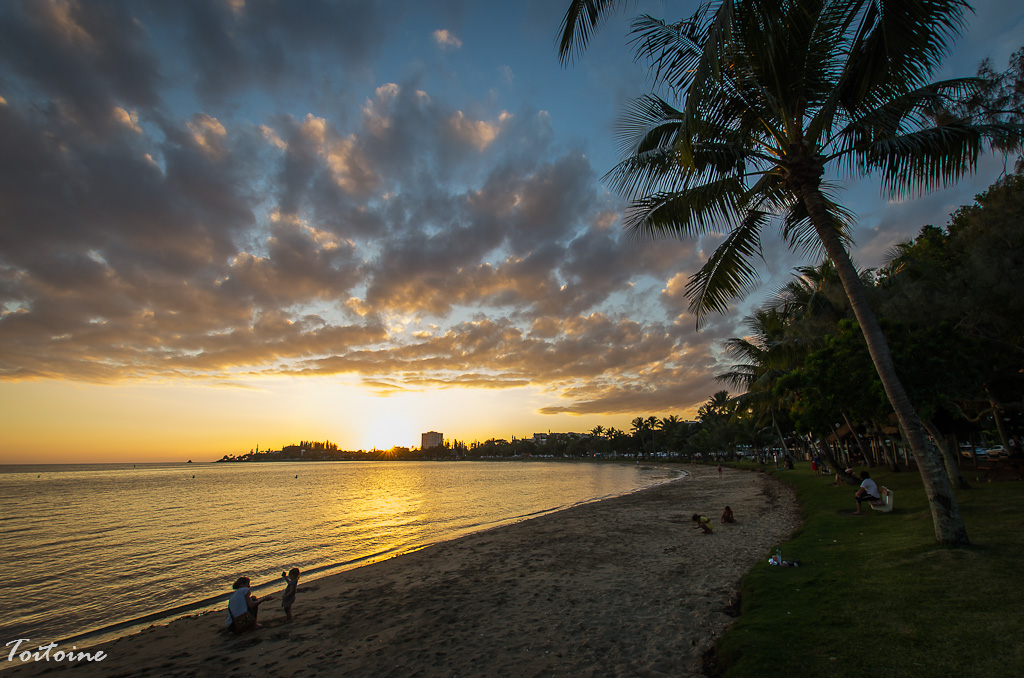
left=0, top=0, right=162, bottom=133
left=148, top=0, right=402, bottom=106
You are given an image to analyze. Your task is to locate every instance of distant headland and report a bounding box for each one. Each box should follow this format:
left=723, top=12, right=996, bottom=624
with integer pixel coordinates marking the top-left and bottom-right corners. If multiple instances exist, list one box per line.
left=216, top=433, right=642, bottom=463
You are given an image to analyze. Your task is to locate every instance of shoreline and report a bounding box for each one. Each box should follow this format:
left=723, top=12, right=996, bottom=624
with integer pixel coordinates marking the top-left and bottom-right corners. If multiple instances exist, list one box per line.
left=32, top=464, right=685, bottom=652
left=4, top=466, right=800, bottom=677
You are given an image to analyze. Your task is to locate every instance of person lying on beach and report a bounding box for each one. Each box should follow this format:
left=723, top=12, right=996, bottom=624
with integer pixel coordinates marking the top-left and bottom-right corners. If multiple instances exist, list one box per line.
left=721, top=506, right=735, bottom=523
left=281, top=567, right=300, bottom=622
left=692, top=513, right=713, bottom=534
left=225, top=576, right=273, bottom=633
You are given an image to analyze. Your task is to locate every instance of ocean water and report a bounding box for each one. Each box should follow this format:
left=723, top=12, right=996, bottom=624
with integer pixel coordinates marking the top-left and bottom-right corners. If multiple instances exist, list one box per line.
left=0, top=460, right=677, bottom=649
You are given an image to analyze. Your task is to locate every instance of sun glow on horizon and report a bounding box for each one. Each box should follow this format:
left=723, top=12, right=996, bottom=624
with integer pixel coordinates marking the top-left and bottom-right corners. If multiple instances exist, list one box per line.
left=0, top=372, right=692, bottom=464
left=357, top=409, right=425, bottom=451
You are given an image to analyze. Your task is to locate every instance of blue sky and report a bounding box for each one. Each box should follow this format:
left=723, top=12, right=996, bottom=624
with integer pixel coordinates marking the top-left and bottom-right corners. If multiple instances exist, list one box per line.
left=1, top=0, right=1022, bottom=461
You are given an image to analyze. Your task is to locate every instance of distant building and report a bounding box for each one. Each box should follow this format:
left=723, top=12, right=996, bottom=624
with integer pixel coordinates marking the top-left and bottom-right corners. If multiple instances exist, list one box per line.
left=421, top=431, right=444, bottom=449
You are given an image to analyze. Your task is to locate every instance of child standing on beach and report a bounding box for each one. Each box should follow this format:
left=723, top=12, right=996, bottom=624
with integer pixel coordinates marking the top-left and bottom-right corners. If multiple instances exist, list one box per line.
left=281, top=567, right=300, bottom=621
left=692, top=513, right=713, bottom=534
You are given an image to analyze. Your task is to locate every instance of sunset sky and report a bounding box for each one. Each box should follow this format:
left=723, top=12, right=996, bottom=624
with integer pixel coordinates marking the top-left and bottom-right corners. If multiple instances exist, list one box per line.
left=2, top=0, right=1022, bottom=462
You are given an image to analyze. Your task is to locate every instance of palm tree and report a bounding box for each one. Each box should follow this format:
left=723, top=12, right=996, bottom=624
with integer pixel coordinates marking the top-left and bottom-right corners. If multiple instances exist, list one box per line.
left=629, top=416, right=647, bottom=457
left=559, top=0, right=1023, bottom=545
left=718, top=305, right=801, bottom=457
left=774, top=262, right=858, bottom=343
left=697, top=390, right=733, bottom=421
left=630, top=416, right=659, bottom=457
left=694, top=390, right=735, bottom=458
left=645, top=415, right=660, bottom=455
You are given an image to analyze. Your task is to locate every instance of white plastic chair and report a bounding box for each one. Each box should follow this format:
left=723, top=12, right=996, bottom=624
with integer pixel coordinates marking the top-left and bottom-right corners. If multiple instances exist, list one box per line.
left=869, top=486, right=893, bottom=512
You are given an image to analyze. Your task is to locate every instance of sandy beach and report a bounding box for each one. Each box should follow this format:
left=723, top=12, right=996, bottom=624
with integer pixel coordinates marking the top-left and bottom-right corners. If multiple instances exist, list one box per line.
left=4, top=466, right=799, bottom=678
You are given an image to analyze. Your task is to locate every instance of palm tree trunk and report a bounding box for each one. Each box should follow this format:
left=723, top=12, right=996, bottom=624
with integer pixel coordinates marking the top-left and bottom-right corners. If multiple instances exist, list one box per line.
left=921, top=418, right=970, bottom=490
left=816, top=435, right=856, bottom=485
left=841, top=411, right=873, bottom=467
left=772, top=409, right=791, bottom=456
left=984, top=387, right=1012, bottom=452
left=802, top=188, right=969, bottom=545
left=869, top=419, right=899, bottom=470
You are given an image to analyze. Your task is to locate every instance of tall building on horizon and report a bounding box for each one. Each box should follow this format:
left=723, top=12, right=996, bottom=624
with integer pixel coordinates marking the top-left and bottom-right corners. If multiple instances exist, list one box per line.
left=421, top=431, right=443, bottom=449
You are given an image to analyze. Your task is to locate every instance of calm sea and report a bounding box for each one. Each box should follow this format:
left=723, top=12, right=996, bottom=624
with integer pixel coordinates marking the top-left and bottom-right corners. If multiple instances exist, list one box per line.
left=0, top=460, right=677, bottom=649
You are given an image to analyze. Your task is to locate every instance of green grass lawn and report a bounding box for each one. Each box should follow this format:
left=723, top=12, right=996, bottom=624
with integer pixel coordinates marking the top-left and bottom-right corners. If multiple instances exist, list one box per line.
left=714, top=462, right=1024, bottom=677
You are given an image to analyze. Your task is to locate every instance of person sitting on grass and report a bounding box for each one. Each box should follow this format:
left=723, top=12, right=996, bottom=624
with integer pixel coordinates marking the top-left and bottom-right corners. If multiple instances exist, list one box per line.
left=692, top=513, right=713, bottom=534
left=853, top=471, right=881, bottom=515
left=721, top=506, right=735, bottom=523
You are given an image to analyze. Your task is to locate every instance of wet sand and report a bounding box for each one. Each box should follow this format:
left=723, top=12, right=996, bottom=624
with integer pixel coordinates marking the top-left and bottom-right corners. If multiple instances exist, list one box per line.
left=4, top=466, right=799, bottom=677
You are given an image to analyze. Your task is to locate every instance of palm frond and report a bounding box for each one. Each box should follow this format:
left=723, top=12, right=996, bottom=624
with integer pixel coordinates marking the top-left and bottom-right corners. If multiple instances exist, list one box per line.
left=677, top=0, right=745, bottom=151
left=827, top=77, right=988, bottom=169
left=628, top=12, right=708, bottom=94
left=684, top=208, right=769, bottom=327
left=879, top=239, right=915, bottom=276
left=557, top=0, right=633, bottom=66
left=715, top=368, right=757, bottom=390
left=613, top=94, right=685, bottom=159
left=619, top=176, right=748, bottom=240
left=837, top=0, right=971, bottom=112
left=607, top=141, right=755, bottom=204
left=867, top=122, right=1022, bottom=199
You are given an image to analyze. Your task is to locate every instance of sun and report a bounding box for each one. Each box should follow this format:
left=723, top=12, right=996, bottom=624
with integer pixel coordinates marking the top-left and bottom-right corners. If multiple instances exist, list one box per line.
left=359, top=413, right=419, bottom=451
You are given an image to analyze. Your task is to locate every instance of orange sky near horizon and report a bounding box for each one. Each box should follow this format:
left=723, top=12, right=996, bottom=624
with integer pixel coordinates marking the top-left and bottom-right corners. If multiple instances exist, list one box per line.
left=0, top=379, right=685, bottom=464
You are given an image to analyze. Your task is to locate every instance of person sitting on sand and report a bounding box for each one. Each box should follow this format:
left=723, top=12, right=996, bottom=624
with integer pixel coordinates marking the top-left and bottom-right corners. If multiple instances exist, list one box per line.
left=225, top=576, right=272, bottom=633
left=852, top=471, right=881, bottom=515
left=721, top=506, right=735, bottom=523
left=692, top=513, right=713, bottom=534
left=281, top=567, right=300, bottom=622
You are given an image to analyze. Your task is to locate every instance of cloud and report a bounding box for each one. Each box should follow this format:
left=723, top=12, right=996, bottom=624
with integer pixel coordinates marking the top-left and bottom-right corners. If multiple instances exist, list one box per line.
left=146, top=0, right=401, bottom=105
left=0, top=0, right=163, bottom=134
left=113, top=107, right=143, bottom=134
left=448, top=110, right=511, bottom=151
left=433, top=29, right=462, bottom=50
left=11, top=0, right=946, bottom=423
left=186, top=113, right=228, bottom=157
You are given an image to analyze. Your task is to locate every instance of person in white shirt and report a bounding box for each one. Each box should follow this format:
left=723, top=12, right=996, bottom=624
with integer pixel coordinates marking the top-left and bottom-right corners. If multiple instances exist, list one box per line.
left=225, top=576, right=272, bottom=632
left=853, top=471, right=880, bottom=515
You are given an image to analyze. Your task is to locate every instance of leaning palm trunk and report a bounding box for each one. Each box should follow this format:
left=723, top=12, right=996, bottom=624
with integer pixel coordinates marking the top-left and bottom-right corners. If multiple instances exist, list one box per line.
left=771, top=409, right=791, bottom=457
left=816, top=436, right=856, bottom=485
left=870, top=419, right=900, bottom=471
left=984, top=387, right=1013, bottom=452
left=922, top=417, right=970, bottom=490
left=804, top=188, right=968, bottom=544
left=841, top=411, right=874, bottom=468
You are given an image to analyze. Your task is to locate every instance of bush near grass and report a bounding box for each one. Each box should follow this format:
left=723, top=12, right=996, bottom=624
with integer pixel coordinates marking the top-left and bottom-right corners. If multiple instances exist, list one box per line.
left=713, top=463, right=1024, bottom=677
